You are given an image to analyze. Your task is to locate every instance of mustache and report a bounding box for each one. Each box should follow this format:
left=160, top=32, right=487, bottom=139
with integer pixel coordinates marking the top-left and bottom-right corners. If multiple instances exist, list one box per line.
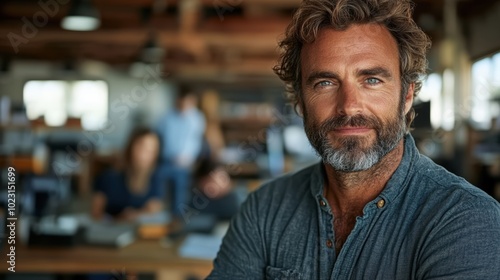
left=318, top=115, right=382, bottom=135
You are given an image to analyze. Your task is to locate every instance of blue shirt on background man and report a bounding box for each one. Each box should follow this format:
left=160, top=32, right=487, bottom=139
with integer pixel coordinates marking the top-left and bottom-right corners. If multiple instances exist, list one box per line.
left=155, top=106, right=205, bottom=217
left=156, top=107, right=205, bottom=168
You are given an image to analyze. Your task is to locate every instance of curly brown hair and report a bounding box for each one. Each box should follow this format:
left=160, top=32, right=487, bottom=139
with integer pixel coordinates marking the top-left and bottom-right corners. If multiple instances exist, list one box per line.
left=273, top=0, right=431, bottom=128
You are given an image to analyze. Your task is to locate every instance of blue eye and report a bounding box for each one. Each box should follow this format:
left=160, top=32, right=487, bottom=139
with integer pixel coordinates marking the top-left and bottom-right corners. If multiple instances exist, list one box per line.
left=366, top=78, right=381, bottom=85
left=317, top=81, right=332, bottom=87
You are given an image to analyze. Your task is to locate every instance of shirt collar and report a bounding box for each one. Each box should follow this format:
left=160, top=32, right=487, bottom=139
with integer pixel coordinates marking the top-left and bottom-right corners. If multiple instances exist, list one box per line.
left=377, top=134, right=419, bottom=205
left=310, top=134, right=419, bottom=206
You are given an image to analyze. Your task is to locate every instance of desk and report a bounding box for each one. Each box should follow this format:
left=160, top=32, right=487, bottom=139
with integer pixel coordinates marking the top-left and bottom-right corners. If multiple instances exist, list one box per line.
left=1, top=239, right=213, bottom=280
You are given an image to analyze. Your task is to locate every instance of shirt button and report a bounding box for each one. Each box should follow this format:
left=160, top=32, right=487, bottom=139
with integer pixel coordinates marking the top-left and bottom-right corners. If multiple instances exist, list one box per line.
left=319, top=199, right=326, bottom=207
left=377, top=199, right=386, bottom=209
left=326, top=239, right=333, bottom=248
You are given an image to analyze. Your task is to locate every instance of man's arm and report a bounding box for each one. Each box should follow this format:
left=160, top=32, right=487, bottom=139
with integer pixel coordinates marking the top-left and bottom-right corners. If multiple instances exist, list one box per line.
left=417, top=200, right=500, bottom=279
left=207, top=192, right=266, bottom=279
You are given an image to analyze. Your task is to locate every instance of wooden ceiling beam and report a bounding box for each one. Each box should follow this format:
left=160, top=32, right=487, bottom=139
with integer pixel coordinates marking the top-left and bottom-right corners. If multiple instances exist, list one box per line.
left=168, top=57, right=278, bottom=79
left=0, top=3, right=68, bottom=20
left=202, top=16, right=290, bottom=33
left=97, top=0, right=155, bottom=8
left=0, top=27, right=281, bottom=53
left=198, top=0, right=301, bottom=9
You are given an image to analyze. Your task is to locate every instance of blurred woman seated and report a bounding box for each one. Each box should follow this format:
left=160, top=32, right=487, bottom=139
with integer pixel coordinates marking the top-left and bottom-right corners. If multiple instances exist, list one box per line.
left=91, top=127, right=164, bottom=222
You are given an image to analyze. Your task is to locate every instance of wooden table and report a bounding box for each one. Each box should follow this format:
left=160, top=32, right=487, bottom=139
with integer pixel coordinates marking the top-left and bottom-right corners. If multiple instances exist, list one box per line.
left=1, top=239, right=213, bottom=280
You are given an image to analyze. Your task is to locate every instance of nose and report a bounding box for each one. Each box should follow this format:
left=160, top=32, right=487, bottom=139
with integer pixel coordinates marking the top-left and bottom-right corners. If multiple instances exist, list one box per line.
left=335, top=82, right=363, bottom=116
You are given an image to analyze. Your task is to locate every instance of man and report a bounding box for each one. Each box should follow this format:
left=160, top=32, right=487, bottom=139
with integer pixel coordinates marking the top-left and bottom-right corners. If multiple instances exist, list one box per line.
left=157, top=86, right=205, bottom=168
left=156, top=86, right=205, bottom=217
left=208, top=0, right=500, bottom=279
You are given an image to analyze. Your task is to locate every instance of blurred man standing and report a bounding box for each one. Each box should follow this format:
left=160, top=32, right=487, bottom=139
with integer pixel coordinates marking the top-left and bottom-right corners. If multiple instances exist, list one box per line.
left=156, top=85, right=205, bottom=217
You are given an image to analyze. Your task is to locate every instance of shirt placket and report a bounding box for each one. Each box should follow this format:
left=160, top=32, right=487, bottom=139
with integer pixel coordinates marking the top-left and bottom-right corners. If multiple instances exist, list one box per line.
left=330, top=197, right=388, bottom=280
left=317, top=194, right=336, bottom=279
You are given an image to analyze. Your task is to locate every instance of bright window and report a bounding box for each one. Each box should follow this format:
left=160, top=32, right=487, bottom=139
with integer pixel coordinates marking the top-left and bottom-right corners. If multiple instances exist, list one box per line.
left=471, top=52, right=500, bottom=130
left=420, top=73, right=443, bottom=129
left=23, top=80, right=108, bottom=130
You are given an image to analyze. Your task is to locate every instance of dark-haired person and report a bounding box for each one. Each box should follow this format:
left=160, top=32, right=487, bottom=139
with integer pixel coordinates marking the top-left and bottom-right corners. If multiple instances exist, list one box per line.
left=192, top=158, right=239, bottom=221
left=92, top=128, right=164, bottom=222
left=208, top=0, right=500, bottom=279
left=156, top=86, right=206, bottom=218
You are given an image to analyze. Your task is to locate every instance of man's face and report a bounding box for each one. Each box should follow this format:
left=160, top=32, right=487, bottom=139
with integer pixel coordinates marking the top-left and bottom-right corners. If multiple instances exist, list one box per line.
left=177, top=94, right=197, bottom=112
left=300, top=24, right=414, bottom=172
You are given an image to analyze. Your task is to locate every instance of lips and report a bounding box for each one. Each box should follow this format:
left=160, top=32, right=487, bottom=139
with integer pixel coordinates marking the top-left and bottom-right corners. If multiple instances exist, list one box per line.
left=333, top=126, right=373, bottom=135
left=333, top=127, right=371, bottom=133
left=314, top=115, right=381, bottom=139
left=335, top=126, right=371, bottom=130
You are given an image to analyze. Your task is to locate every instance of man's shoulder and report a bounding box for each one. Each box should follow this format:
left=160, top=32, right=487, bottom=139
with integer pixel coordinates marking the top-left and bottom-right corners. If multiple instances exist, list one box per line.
left=412, top=155, right=500, bottom=212
left=156, top=111, right=174, bottom=127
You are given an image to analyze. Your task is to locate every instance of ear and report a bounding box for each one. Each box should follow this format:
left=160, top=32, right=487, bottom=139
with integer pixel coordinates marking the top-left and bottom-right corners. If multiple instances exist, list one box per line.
left=295, top=100, right=304, bottom=118
left=404, top=83, right=415, bottom=115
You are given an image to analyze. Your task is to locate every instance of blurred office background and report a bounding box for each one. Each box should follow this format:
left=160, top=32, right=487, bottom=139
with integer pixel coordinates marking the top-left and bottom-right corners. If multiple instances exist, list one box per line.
left=0, top=0, right=499, bottom=279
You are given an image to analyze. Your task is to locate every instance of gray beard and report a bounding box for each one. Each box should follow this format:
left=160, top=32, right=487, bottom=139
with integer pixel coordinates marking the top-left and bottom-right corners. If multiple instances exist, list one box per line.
left=320, top=122, right=405, bottom=172
left=305, top=108, right=407, bottom=173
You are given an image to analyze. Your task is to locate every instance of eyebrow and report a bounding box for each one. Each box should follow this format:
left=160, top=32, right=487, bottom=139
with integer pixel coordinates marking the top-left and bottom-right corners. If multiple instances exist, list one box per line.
left=305, top=71, right=341, bottom=87
left=357, top=67, right=393, bottom=79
